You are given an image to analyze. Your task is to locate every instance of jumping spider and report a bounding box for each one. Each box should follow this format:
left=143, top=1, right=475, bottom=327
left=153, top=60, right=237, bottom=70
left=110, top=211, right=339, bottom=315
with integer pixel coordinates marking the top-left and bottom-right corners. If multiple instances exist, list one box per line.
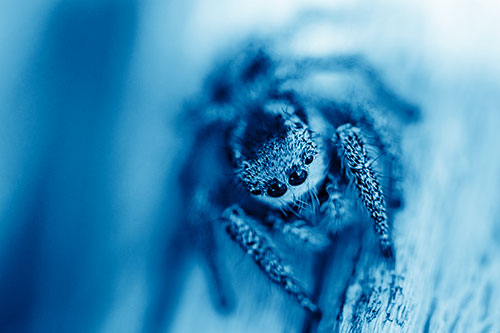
left=179, top=42, right=417, bottom=319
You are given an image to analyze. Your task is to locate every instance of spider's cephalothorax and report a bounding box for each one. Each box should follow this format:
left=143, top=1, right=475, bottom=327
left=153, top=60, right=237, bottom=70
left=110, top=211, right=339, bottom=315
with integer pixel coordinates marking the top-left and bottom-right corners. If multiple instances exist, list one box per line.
left=180, top=43, right=418, bottom=320
left=231, top=105, right=327, bottom=209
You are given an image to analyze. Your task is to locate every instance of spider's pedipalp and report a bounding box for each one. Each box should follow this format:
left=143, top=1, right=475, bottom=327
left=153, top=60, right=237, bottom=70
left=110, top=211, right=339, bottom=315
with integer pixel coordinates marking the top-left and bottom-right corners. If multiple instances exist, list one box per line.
left=335, top=123, right=394, bottom=259
left=265, top=214, right=331, bottom=251
left=320, top=174, right=353, bottom=235
left=221, top=205, right=321, bottom=317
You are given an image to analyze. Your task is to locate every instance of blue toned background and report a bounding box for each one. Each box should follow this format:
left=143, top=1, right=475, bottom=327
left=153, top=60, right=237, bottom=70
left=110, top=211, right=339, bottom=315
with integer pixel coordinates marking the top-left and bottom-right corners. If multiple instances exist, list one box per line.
left=2, top=0, right=500, bottom=332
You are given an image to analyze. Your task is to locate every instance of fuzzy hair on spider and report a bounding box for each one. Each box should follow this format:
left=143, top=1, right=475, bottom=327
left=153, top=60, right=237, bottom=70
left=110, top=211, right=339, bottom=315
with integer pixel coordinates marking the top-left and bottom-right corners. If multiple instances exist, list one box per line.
left=178, top=42, right=418, bottom=321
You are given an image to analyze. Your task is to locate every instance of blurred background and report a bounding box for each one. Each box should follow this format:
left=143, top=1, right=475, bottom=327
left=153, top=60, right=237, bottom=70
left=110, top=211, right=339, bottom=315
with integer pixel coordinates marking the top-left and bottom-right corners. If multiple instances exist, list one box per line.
left=1, top=0, right=500, bottom=332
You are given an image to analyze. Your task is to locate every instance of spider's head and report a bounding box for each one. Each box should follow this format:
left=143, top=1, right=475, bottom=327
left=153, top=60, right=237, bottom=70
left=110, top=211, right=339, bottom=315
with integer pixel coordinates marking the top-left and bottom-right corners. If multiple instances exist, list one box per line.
left=231, top=104, right=328, bottom=209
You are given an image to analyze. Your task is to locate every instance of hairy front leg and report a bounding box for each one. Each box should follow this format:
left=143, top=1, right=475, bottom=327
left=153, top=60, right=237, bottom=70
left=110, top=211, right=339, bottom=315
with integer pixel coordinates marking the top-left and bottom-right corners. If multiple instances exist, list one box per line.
left=221, top=205, right=321, bottom=317
left=335, top=123, right=394, bottom=258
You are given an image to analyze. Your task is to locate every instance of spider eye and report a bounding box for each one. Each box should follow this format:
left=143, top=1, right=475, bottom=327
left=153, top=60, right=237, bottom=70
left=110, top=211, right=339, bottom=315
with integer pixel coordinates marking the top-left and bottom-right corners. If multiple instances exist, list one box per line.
left=267, top=181, right=287, bottom=197
left=250, top=189, right=262, bottom=195
left=305, top=155, right=314, bottom=164
left=289, top=169, right=307, bottom=186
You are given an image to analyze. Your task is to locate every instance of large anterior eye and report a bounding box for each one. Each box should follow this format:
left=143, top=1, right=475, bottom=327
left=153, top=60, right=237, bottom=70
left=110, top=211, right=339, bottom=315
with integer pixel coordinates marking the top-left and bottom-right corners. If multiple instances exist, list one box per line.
left=267, top=181, right=287, bottom=197
left=289, top=169, right=307, bottom=186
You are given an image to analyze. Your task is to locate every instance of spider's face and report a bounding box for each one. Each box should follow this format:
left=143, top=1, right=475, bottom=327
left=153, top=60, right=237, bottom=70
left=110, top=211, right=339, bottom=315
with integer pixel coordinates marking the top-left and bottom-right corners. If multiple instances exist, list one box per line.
left=237, top=117, right=328, bottom=209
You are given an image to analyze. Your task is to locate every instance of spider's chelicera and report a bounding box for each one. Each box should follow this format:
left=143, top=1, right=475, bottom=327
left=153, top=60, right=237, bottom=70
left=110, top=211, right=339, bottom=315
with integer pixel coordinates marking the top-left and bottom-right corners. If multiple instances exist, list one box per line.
left=180, top=44, right=417, bottom=319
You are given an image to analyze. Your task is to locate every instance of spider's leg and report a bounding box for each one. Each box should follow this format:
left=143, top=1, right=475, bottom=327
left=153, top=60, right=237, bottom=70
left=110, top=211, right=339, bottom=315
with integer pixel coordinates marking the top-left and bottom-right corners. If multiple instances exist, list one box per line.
left=293, top=55, right=419, bottom=122
left=335, top=123, right=394, bottom=258
left=221, top=205, right=321, bottom=318
left=186, top=187, right=236, bottom=313
left=197, top=221, right=235, bottom=313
